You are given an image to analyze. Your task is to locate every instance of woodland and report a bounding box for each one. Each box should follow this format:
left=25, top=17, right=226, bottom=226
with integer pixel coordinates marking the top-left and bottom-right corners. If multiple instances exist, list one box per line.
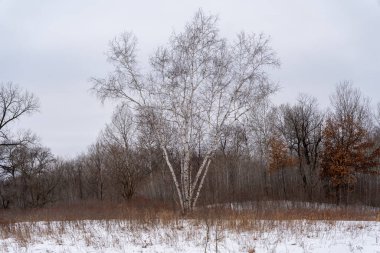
left=1, top=10, right=380, bottom=215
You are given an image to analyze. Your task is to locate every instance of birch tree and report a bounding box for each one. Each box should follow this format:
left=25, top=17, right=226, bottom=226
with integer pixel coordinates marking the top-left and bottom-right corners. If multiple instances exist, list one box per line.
left=92, top=10, right=279, bottom=213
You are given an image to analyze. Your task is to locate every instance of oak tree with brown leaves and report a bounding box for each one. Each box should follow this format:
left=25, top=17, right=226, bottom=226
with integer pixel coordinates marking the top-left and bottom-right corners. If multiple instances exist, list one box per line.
left=268, top=135, right=295, bottom=173
left=267, top=134, right=296, bottom=199
left=321, top=83, right=380, bottom=205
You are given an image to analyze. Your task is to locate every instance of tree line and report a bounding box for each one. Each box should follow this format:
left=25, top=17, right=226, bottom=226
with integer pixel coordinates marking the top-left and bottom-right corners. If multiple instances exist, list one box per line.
left=1, top=10, right=379, bottom=212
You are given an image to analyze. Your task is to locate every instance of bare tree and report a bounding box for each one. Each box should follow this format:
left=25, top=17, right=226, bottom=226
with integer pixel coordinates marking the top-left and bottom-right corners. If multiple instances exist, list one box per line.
left=0, top=82, right=39, bottom=147
left=276, top=94, right=324, bottom=200
left=3, top=144, right=58, bottom=208
left=373, top=102, right=380, bottom=141
left=0, top=82, right=39, bottom=174
left=92, top=10, right=279, bottom=213
left=246, top=99, right=278, bottom=196
left=101, top=104, right=150, bottom=200
left=370, top=102, right=380, bottom=133
left=248, top=99, right=276, bottom=161
left=0, top=82, right=39, bottom=178
left=86, top=141, right=106, bottom=201
left=0, top=82, right=39, bottom=207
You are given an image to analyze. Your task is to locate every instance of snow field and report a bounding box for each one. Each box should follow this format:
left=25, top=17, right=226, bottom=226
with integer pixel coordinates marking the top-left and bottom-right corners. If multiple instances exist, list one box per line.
left=0, top=219, right=379, bottom=252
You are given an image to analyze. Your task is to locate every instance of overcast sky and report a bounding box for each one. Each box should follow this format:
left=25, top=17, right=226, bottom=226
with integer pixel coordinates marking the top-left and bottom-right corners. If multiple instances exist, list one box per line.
left=0, top=0, right=379, bottom=158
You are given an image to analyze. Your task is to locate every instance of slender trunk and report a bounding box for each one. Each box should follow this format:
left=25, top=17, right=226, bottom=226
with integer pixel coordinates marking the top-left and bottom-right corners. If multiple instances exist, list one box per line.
left=78, top=168, right=83, bottom=200
left=336, top=185, right=341, bottom=205
left=281, top=167, right=287, bottom=200
left=162, top=146, right=184, bottom=212
left=163, top=141, right=215, bottom=213
left=192, top=159, right=212, bottom=209
left=183, top=145, right=191, bottom=212
left=262, top=162, right=269, bottom=197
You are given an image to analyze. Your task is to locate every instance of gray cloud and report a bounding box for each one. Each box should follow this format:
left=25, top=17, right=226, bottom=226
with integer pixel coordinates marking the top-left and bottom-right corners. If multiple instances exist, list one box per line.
left=0, top=0, right=379, bottom=157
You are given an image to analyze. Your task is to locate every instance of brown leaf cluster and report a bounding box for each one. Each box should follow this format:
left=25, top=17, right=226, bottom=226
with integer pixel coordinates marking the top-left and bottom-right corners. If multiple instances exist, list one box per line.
left=268, top=135, right=296, bottom=172
left=321, top=116, right=380, bottom=188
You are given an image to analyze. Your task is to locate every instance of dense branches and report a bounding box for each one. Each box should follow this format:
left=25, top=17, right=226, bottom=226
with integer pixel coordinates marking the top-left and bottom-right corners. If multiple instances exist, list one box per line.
left=321, top=83, right=380, bottom=204
left=0, top=82, right=39, bottom=147
left=2, top=13, right=380, bottom=212
left=92, top=10, right=279, bottom=213
left=276, top=95, right=324, bottom=199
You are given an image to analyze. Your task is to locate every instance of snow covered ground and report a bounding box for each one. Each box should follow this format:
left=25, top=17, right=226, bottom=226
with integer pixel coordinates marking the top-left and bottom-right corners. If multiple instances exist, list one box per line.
left=0, top=219, right=379, bottom=252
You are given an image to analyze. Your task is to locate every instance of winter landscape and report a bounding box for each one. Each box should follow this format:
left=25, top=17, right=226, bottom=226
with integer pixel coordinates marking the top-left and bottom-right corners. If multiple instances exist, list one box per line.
left=1, top=1, right=380, bottom=252
left=1, top=219, right=379, bottom=252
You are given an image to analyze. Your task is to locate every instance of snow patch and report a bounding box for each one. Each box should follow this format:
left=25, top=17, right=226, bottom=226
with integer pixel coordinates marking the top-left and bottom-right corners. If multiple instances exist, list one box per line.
left=0, top=219, right=379, bottom=252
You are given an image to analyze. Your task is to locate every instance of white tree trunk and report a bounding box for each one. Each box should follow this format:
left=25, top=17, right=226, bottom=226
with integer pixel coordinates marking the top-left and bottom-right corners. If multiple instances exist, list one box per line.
left=192, top=158, right=212, bottom=209
left=162, top=146, right=184, bottom=212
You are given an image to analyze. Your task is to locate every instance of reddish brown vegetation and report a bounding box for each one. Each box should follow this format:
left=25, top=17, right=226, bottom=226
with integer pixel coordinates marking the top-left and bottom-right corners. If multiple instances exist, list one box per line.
left=321, top=116, right=380, bottom=204
left=0, top=199, right=378, bottom=226
left=268, top=135, right=296, bottom=173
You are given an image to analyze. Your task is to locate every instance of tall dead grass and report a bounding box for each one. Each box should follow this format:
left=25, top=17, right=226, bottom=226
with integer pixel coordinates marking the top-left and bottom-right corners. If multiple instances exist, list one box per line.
left=0, top=200, right=379, bottom=252
left=0, top=199, right=378, bottom=229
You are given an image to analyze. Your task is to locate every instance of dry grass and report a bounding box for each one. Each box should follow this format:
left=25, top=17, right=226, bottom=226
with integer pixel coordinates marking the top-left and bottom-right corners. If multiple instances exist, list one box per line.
left=0, top=199, right=379, bottom=227
left=0, top=201, right=379, bottom=253
left=0, top=198, right=176, bottom=224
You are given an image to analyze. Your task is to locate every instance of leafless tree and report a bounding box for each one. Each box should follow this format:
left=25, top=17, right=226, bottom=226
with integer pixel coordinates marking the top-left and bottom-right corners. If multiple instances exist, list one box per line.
left=86, top=141, right=107, bottom=201
left=0, top=82, right=39, bottom=178
left=246, top=99, right=278, bottom=196
left=3, top=144, right=58, bottom=208
left=369, top=102, right=380, bottom=136
left=373, top=102, right=380, bottom=141
left=0, top=82, right=39, bottom=147
left=248, top=99, right=276, bottom=160
left=276, top=94, right=324, bottom=200
left=92, top=10, right=279, bottom=213
left=0, top=82, right=39, bottom=207
left=330, top=81, right=371, bottom=127
left=101, top=104, right=150, bottom=200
